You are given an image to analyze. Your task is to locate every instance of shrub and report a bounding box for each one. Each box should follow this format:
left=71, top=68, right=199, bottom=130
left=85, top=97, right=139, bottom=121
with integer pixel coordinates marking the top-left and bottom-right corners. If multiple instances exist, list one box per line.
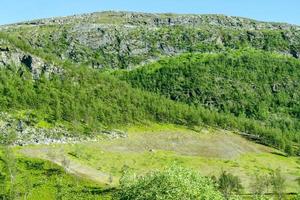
left=270, top=169, right=286, bottom=200
left=116, top=165, right=223, bottom=200
left=293, top=194, right=300, bottom=200
left=217, top=171, right=243, bottom=199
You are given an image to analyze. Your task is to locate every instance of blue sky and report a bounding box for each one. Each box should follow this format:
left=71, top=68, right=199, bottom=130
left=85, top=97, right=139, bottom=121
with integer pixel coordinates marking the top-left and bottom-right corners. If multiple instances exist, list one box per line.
left=1, top=0, right=300, bottom=25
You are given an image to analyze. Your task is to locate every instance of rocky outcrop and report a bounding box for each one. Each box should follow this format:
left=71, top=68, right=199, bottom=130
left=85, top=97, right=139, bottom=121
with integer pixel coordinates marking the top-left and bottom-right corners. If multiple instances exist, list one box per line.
left=0, top=43, right=63, bottom=78
left=64, top=22, right=300, bottom=68
left=1, top=11, right=300, bottom=69
left=0, top=113, right=79, bottom=145
left=101, top=130, right=128, bottom=139
left=0, top=113, right=128, bottom=146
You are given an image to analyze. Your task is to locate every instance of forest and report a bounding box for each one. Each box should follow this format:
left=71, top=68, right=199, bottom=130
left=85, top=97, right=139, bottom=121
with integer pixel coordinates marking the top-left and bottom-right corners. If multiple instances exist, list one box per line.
left=0, top=50, right=299, bottom=155
left=117, top=49, right=300, bottom=154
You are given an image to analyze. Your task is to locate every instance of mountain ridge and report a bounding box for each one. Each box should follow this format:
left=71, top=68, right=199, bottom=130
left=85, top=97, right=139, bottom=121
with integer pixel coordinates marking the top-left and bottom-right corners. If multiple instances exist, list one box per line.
left=1, top=11, right=300, bottom=72
left=1, top=11, right=299, bottom=28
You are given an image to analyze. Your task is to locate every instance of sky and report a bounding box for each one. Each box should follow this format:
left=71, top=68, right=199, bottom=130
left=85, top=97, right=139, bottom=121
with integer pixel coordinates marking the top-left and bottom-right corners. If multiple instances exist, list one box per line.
left=0, top=0, right=300, bottom=25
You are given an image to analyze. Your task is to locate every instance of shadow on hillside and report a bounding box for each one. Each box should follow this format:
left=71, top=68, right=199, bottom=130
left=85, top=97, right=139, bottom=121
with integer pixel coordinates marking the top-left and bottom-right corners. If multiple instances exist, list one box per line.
left=270, top=151, right=287, bottom=157
left=81, top=187, right=117, bottom=195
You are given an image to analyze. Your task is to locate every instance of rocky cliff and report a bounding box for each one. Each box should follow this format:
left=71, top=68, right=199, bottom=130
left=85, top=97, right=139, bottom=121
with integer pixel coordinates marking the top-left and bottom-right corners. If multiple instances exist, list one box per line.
left=0, top=38, right=62, bottom=78
left=0, top=11, right=299, bottom=71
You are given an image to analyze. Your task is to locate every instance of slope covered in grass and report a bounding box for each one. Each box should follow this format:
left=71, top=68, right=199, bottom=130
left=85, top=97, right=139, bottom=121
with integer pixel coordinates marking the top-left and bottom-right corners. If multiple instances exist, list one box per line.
left=0, top=147, right=111, bottom=200
left=19, top=125, right=300, bottom=194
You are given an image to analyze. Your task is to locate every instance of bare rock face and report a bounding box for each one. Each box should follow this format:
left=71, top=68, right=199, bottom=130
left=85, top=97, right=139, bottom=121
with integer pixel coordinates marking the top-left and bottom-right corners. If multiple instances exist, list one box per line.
left=0, top=46, right=63, bottom=78
left=20, top=54, right=63, bottom=79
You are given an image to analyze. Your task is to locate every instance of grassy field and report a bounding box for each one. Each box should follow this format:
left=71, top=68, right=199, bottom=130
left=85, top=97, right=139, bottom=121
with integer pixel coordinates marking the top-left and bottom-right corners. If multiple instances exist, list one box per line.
left=18, top=124, right=300, bottom=195
left=0, top=149, right=112, bottom=199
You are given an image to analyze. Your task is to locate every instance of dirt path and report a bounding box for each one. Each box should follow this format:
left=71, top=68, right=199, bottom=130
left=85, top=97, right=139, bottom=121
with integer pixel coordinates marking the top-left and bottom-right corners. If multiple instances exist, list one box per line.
left=21, top=148, right=112, bottom=185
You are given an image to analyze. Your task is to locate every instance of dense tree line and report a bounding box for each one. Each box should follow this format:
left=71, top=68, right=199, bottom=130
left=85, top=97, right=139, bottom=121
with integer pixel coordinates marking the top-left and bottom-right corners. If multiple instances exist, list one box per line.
left=118, top=49, right=300, bottom=154
left=0, top=47, right=299, bottom=154
left=0, top=59, right=299, bottom=154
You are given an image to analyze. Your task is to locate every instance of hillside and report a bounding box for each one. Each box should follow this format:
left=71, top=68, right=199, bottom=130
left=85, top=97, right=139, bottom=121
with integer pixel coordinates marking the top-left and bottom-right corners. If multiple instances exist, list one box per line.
left=117, top=49, right=300, bottom=154
left=0, top=11, right=299, bottom=199
left=20, top=126, right=300, bottom=194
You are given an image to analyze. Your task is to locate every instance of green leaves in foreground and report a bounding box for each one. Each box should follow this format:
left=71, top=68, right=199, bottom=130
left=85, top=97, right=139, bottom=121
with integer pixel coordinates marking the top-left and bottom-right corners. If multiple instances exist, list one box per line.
left=116, top=166, right=223, bottom=200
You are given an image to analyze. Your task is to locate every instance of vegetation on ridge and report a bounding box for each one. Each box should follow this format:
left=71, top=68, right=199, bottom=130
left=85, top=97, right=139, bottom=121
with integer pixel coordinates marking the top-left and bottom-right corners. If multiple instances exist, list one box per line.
left=0, top=11, right=300, bottom=199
